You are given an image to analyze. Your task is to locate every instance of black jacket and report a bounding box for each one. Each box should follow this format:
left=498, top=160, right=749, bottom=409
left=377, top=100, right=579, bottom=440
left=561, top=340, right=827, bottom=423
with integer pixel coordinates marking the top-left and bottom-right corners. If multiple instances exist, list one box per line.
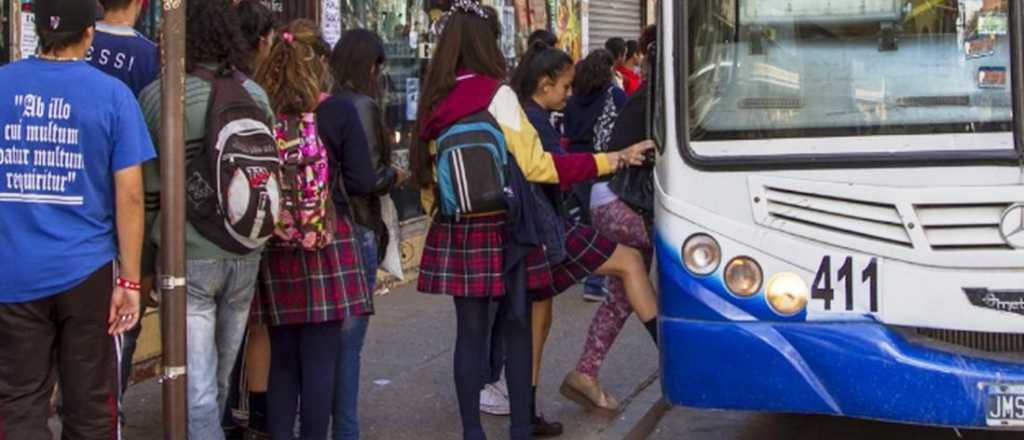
left=315, top=95, right=377, bottom=219
left=336, top=89, right=398, bottom=255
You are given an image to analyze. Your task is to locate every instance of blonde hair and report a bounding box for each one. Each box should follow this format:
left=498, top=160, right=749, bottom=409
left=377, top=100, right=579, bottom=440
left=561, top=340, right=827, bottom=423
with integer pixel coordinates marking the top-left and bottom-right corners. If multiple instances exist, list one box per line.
left=253, top=20, right=329, bottom=115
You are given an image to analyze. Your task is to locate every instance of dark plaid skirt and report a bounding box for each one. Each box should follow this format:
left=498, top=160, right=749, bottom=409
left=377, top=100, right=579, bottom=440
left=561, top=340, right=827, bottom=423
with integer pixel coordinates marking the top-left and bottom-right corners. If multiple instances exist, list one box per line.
left=254, top=217, right=372, bottom=326
left=531, top=222, right=618, bottom=301
left=418, top=214, right=553, bottom=298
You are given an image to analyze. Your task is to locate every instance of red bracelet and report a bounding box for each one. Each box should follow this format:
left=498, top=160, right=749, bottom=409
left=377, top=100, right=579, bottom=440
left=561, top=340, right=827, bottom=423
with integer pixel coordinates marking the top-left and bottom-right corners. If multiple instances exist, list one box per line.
left=117, top=277, right=142, bottom=292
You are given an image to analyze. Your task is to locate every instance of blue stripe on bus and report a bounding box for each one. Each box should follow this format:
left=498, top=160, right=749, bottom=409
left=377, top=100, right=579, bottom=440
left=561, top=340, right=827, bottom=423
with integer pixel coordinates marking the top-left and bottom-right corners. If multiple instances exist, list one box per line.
left=656, top=234, right=1024, bottom=429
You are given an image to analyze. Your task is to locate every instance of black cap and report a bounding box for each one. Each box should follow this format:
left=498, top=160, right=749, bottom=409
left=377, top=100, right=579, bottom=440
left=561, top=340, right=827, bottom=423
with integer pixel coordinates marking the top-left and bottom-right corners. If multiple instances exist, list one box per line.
left=34, top=0, right=99, bottom=34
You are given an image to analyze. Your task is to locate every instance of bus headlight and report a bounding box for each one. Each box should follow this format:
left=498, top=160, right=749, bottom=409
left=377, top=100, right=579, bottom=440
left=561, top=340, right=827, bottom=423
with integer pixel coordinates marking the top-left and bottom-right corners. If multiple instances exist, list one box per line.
left=724, top=257, right=762, bottom=297
left=765, top=273, right=809, bottom=316
left=682, top=234, right=721, bottom=276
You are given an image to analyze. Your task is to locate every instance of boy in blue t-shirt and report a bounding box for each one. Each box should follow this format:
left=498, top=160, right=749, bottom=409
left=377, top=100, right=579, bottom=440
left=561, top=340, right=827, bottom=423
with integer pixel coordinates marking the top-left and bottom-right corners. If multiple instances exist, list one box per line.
left=0, top=0, right=155, bottom=438
left=86, top=0, right=159, bottom=97
left=85, top=0, right=160, bottom=418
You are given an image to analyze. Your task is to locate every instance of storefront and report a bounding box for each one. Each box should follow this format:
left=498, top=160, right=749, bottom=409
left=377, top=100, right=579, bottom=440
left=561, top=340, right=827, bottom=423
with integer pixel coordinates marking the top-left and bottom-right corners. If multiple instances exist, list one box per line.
left=584, top=0, right=643, bottom=52
left=6, top=0, right=36, bottom=62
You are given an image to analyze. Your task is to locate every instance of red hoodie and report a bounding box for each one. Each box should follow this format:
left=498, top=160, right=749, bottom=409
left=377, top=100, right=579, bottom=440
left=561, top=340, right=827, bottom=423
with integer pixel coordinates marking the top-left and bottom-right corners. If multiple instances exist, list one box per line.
left=616, top=64, right=642, bottom=97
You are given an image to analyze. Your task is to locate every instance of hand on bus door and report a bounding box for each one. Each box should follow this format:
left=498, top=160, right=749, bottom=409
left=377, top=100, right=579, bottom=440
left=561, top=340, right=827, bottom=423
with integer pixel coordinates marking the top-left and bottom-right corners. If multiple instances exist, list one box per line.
left=608, top=140, right=655, bottom=170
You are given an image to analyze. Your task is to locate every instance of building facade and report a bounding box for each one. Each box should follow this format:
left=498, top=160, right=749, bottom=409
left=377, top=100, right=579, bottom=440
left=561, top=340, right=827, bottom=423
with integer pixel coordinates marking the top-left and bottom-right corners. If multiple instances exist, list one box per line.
left=583, top=0, right=645, bottom=55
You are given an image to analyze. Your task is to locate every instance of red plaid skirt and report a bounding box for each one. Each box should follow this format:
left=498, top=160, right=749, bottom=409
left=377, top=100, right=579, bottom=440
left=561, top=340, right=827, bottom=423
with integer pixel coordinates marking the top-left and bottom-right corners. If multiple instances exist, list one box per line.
left=254, top=217, right=372, bottom=326
left=531, top=222, right=618, bottom=301
left=418, top=214, right=553, bottom=298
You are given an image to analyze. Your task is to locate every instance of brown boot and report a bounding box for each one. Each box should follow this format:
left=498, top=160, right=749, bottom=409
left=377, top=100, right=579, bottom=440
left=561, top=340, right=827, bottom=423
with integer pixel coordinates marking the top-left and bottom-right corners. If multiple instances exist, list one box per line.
left=559, top=371, right=620, bottom=417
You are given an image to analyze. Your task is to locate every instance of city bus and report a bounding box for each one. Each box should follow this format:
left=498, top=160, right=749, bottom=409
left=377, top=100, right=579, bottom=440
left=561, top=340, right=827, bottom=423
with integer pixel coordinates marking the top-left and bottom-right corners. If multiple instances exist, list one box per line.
left=654, top=0, right=1024, bottom=430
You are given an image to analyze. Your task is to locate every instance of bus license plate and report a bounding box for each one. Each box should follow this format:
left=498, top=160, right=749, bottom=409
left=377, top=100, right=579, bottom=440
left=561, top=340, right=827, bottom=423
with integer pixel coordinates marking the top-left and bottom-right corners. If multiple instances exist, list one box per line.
left=986, top=384, right=1024, bottom=427
left=809, top=256, right=880, bottom=314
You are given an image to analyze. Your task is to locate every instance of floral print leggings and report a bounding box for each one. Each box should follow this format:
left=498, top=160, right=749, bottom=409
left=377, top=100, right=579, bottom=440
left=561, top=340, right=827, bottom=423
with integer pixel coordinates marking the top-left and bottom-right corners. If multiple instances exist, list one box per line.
left=575, top=199, right=654, bottom=379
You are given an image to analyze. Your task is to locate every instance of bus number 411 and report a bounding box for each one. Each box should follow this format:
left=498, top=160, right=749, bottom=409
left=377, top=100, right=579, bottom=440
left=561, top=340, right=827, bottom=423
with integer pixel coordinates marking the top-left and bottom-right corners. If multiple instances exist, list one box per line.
left=811, top=256, right=879, bottom=313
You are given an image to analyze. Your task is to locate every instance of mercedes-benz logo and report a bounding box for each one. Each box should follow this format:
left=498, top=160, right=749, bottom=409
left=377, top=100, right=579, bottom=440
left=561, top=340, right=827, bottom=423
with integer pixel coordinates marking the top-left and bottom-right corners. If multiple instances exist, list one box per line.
left=999, top=203, right=1024, bottom=249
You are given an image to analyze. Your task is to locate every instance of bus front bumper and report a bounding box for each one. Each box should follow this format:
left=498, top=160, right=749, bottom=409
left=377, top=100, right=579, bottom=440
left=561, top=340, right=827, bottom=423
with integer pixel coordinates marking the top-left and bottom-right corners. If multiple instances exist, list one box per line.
left=661, top=318, right=1024, bottom=429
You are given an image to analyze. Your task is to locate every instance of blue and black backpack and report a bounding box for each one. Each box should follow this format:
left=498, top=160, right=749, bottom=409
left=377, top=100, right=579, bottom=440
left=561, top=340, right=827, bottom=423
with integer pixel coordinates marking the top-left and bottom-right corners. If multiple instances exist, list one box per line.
left=435, top=112, right=509, bottom=218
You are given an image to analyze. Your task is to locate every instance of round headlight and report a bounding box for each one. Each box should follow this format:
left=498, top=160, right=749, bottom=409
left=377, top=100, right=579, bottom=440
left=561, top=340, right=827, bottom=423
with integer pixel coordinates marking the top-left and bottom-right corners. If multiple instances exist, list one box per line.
left=682, top=234, right=721, bottom=276
left=724, top=257, right=762, bottom=297
left=765, top=272, right=809, bottom=316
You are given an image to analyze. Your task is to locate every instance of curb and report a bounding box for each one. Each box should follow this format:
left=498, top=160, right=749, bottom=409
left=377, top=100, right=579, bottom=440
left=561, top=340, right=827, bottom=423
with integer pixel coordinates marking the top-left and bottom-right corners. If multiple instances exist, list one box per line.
left=600, top=371, right=671, bottom=440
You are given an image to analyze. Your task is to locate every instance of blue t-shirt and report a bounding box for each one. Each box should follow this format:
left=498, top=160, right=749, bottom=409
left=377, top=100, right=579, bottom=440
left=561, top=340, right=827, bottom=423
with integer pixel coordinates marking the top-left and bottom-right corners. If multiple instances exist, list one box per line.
left=0, top=58, right=156, bottom=303
left=86, top=23, right=160, bottom=97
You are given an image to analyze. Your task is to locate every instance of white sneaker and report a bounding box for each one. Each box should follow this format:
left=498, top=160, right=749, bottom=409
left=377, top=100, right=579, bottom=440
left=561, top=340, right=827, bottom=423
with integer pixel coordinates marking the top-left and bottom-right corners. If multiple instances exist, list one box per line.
left=491, top=378, right=508, bottom=398
left=479, top=382, right=511, bottom=416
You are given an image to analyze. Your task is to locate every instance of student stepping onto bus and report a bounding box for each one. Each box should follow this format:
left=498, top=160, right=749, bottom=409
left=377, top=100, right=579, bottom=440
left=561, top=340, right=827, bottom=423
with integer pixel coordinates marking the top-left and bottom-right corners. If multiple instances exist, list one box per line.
left=410, top=1, right=650, bottom=438
left=509, top=40, right=660, bottom=427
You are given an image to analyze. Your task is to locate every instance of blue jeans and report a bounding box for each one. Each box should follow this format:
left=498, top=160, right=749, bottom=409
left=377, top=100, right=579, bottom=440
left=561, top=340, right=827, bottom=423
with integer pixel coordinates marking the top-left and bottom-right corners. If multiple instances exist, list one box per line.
left=333, top=227, right=376, bottom=440
left=185, top=258, right=260, bottom=440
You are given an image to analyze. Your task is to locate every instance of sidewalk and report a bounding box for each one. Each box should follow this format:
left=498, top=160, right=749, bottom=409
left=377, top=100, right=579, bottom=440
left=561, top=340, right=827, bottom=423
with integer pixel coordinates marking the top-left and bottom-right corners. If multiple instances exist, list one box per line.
left=115, top=283, right=660, bottom=439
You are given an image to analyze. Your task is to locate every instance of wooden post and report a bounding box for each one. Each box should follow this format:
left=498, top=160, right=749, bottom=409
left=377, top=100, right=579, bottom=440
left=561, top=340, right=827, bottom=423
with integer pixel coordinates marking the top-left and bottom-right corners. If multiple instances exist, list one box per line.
left=158, top=0, right=188, bottom=438
left=10, top=0, right=20, bottom=60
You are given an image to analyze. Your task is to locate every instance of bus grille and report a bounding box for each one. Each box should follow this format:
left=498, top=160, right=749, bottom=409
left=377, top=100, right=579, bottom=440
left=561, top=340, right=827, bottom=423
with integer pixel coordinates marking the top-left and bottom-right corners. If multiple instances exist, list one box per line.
left=762, top=187, right=913, bottom=247
left=914, top=203, right=1014, bottom=251
left=911, top=327, right=1024, bottom=356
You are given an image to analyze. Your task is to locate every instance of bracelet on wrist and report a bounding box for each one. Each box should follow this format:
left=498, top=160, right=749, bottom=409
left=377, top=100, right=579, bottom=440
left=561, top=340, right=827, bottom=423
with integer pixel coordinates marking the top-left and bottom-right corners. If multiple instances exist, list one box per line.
left=116, top=277, right=142, bottom=292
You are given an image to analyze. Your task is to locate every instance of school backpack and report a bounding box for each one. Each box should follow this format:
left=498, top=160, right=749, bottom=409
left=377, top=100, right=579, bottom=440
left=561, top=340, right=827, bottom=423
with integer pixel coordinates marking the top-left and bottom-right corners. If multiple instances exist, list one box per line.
left=435, top=112, right=509, bottom=217
left=271, top=113, right=335, bottom=250
left=185, top=68, right=282, bottom=255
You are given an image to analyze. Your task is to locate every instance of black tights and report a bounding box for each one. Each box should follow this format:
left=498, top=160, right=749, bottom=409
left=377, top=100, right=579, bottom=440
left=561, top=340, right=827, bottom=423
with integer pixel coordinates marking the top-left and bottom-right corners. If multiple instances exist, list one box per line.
left=453, top=297, right=532, bottom=440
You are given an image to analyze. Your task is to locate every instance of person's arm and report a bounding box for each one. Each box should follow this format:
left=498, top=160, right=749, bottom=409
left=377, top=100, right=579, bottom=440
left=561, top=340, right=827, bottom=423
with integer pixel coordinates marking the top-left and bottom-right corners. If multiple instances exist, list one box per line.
left=115, top=166, right=145, bottom=283
left=109, top=87, right=157, bottom=335
left=108, top=165, right=144, bottom=336
left=489, top=87, right=649, bottom=189
left=316, top=98, right=376, bottom=195
left=351, top=94, right=398, bottom=194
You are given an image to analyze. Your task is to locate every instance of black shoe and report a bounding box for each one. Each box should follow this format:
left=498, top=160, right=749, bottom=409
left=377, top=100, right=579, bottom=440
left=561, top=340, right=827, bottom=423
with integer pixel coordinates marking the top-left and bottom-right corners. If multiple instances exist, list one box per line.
left=532, top=414, right=564, bottom=438
left=223, top=425, right=245, bottom=440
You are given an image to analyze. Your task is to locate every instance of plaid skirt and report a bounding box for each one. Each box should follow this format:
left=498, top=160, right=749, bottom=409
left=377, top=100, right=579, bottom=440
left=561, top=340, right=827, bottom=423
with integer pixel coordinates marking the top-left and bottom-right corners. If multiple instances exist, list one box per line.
left=531, top=222, right=618, bottom=301
left=418, top=214, right=553, bottom=298
left=254, top=217, right=372, bottom=326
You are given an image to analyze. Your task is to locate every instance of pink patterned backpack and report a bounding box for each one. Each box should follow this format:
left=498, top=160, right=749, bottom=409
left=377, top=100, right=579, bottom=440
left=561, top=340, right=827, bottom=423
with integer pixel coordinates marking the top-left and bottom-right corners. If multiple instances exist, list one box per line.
left=272, top=112, right=335, bottom=250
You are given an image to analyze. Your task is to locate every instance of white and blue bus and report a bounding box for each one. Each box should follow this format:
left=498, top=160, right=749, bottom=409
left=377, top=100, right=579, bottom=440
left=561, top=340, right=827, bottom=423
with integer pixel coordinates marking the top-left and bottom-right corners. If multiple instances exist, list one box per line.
left=654, top=0, right=1024, bottom=429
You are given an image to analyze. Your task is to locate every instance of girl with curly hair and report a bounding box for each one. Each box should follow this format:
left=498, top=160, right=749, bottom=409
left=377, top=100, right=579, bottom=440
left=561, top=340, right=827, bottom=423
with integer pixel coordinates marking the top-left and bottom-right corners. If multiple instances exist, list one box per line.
left=251, top=19, right=376, bottom=440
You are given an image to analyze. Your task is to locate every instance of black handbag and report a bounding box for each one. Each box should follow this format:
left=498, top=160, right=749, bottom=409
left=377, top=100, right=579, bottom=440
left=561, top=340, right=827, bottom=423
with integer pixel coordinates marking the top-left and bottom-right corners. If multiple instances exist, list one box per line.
left=609, top=164, right=654, bottom=218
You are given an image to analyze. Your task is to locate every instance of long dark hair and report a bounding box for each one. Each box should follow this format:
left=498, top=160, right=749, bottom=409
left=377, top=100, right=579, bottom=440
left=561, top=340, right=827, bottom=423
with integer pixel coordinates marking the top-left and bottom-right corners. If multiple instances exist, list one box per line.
left=410, top=4, right=506, bottom=190
left=330, top=29, right=387, bottom=98
left=573, top=49, right=615, bottom=97
left=236, top=0, right=276, bottom=74
left=511, top=41, right=573, bottom=102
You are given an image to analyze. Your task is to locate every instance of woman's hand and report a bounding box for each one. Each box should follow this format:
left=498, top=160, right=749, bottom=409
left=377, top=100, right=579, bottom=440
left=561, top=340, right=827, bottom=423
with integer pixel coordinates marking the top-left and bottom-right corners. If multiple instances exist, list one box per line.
left=607, top=140, right=655, bottom=170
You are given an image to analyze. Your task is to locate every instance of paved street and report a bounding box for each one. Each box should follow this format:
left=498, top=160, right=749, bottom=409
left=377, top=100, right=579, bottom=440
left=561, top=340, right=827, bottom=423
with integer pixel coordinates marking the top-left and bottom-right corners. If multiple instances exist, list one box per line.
left=119, top=283, right=661, bottom=439
left=52, top=281, right=1021, bottom=439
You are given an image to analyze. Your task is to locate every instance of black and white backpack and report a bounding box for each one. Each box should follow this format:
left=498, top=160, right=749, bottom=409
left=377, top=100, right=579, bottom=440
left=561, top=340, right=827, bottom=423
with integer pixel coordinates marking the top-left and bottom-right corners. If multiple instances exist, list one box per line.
left=185, top=68, right=281, bottom=254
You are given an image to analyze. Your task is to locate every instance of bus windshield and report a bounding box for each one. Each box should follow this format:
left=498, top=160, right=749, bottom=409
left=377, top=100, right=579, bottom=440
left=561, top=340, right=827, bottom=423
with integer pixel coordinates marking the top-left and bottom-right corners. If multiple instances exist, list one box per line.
left=687, top=0, right=1015, bottom=152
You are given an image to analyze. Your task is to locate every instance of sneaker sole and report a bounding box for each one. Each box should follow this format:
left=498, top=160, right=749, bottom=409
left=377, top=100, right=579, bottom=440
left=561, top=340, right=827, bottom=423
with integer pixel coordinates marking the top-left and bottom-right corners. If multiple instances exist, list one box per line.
left=480, top=406, right=511, bottom=416
left=558, top=382, right=620, bottom=418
